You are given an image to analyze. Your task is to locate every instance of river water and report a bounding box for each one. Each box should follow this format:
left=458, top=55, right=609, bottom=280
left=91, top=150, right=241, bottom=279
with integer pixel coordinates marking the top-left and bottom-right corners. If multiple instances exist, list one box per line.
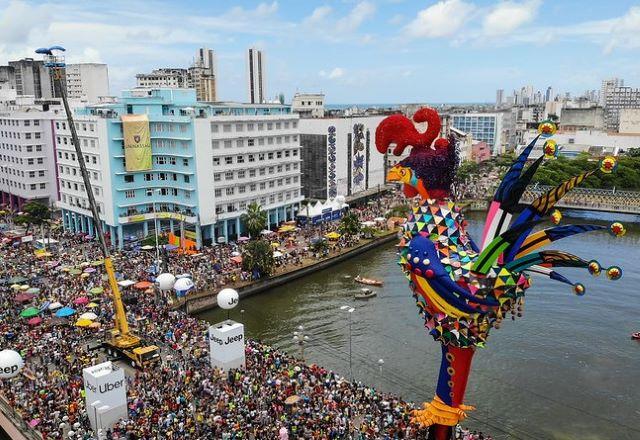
left=198, top=212, right=640, bottom=440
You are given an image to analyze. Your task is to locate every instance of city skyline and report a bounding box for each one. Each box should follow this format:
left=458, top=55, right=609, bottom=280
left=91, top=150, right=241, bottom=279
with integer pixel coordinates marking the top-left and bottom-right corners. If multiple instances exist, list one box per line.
left=1, top=0, right=640, bottom=103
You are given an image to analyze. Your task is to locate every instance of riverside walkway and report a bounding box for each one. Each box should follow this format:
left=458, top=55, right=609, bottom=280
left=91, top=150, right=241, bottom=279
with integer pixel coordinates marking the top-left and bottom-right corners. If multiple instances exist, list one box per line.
left=520, top=186, right=640, bottom=214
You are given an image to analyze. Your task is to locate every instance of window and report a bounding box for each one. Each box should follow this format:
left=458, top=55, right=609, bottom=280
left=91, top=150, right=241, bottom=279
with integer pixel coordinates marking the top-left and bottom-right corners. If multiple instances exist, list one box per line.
left=38, top=170, right=45, bottom=177
left=144, top=173, right=154, bottom=181
left=248, top=139, right=255, bottom=147
left=225, top=171, right=234, bottom=180
left=248, top=154, right=255, bottom=162
left=184, top=175, right=190, bottom=183
left=250, top=183, right=257, bottom=191
left=125, top=190, right=135, bottom=199
left=182, top=158, right=189, bottom=166
left=259, top=153, right=265, bottom=161
left=214, top=189, right=222, bottom=197
left=213, top=173, right=221, bottom=182
left=236, top=139, right=243, bottom=148
left=223, top=124, right=231, bottom=132
left=124, top=175, right=134, bottom=183
left=35, top=133, right=41, bottom=139
left=40, top=183, right=46, bottom=189
left=259, top=168, right=266, bottom=176
left=276, top=122, right=281, bottom=129
left=249, top=169, right=256, bottom=178
left=237, top=155, right=245, bottom=163
left=156, top=156, right=167, bottom=165
left=267, top=123, right=273, bottom=130
left=235, top=123, right=244, bottom=132
left=226, top=187, right=234, bottom=195
left=238, top=170, right=245, bottom=179
left=247, top=123, right=254, bottom=131
left=258, top=123, right=264, bottom=130
left=211, top=123, right=219, bottom=133
left=225, top=156, right=233, bottom=165
left=239, top=185, right=246, bottom=193
left=212, top=140, right=220, bottom=149
left=213, top=158, right=221, bottom=166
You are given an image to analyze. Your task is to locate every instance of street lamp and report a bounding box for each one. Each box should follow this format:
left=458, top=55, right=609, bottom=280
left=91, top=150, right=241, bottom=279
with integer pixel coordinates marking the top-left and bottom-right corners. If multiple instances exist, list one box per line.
left=340, top=305, right=355, bottom=380
left=292, top=325, right=309, bottom=362
left=378, top=358, right=384, bottom=389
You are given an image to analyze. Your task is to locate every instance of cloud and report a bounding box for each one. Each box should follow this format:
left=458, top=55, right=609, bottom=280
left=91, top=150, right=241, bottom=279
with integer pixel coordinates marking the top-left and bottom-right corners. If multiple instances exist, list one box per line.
left=336, top=1, right=376, bottom=33
left=388, top=14, right=404, bottom=26
left=482, top=0, right=540, bottom=37
left=304, top=5, right=332, bottom=25
left=319, top=67, right=345, bottom=79
left=0, top=0, right=51, bottom=44
left=404, top=0, right=475, bottom=38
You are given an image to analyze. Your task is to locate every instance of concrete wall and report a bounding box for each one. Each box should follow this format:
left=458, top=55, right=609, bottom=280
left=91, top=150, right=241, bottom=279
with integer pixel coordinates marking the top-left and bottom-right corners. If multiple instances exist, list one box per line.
left=185, top=231, right=399, bottom=313
left=619, top=108, right=640, bottom=134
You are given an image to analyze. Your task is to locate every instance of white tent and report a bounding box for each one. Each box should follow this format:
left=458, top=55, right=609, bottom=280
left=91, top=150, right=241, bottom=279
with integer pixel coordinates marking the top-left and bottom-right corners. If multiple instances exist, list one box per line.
left=117, top=280, right=135, bottom=287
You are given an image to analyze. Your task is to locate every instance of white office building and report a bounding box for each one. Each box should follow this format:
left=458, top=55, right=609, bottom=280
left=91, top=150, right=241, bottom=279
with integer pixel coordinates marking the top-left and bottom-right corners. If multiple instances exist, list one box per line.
left=64, top=63, right=110, bottom=103
left=292, top=93, right=325, bottom=118
left=0, top=96, right=62, bottom=209
left=298, top=116, right=387, bottom=200
left=246, top=48, right=265, bottom=104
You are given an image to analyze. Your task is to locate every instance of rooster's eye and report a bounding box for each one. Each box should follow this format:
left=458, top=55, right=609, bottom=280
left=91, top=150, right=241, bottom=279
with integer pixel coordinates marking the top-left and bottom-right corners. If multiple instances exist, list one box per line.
left=400, top=169, right=406, bottom=176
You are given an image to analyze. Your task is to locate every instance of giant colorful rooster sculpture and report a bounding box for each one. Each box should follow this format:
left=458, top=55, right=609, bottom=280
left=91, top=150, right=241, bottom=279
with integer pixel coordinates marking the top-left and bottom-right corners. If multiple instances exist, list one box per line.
left=376, top=108, right=624, bottom=439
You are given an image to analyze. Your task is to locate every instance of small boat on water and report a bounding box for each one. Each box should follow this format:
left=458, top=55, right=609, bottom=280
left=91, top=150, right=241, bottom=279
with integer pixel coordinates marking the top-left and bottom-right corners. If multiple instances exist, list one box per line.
left=632, top=332, right=640, bottom=340
left=355, top=288, right=377, bottom=300
left=354, top=275, right=383, bottom=286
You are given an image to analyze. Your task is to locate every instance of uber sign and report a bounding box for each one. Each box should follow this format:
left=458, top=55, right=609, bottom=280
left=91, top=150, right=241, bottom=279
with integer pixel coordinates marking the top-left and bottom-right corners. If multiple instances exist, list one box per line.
left=209, top=320, right=245, bottom=371
left=82, top=361, right=128, bottom=432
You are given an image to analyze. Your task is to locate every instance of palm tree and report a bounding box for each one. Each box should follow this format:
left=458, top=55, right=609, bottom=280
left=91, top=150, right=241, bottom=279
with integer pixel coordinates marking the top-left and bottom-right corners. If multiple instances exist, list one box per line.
left=338, top=211, right=361, bottom=238
left=241, top=202, right=268, bottom=239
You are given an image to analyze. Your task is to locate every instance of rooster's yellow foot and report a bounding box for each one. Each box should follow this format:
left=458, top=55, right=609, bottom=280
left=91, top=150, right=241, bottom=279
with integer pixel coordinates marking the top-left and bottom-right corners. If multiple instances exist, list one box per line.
left=411, top=397, right=474, bottom=427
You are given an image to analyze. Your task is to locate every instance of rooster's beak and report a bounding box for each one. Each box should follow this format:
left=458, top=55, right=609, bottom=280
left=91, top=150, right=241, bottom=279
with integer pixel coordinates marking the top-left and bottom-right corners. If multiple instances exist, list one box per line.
left=386, top=166, right=403, bottom=182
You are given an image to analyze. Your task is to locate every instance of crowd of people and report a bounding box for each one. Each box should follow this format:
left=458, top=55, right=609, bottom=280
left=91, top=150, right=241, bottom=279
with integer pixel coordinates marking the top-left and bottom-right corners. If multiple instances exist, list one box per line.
left=0, top=191, right=491, bottom=439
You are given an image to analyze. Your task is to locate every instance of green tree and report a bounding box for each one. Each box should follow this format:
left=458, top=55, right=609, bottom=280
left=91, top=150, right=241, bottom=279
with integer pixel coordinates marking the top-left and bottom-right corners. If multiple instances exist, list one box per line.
left=141, top=234, right=168, bottom=247
left=310, top=238, right=329, bottom=255
left=626, top=147, right=640, bottom=158
left=14, top=201, right=51, bottom=233
left=339, top=211, right=361, bottom=237
left=241, top=202, right=267, bottom=238
left=242, top=239, right=275, bottom=277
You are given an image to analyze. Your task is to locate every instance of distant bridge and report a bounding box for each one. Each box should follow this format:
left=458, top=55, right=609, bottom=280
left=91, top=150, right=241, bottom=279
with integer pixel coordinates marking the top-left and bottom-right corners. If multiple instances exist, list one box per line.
left=520, top=186, right=640, bottom=215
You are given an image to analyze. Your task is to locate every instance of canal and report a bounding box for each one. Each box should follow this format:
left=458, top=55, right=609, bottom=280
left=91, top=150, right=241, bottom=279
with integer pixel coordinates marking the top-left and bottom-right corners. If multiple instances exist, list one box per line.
left=198, top=212, right=640, bottom=439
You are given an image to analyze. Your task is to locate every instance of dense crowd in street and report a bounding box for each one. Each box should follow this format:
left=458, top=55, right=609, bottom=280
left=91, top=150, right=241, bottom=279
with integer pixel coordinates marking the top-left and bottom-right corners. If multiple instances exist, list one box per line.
left=0, top=191, right=498, bottom=439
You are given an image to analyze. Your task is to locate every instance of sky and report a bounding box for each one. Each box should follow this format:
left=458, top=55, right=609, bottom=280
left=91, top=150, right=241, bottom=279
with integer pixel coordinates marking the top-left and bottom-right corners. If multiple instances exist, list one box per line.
left=2, top=0, right=640, bottom=104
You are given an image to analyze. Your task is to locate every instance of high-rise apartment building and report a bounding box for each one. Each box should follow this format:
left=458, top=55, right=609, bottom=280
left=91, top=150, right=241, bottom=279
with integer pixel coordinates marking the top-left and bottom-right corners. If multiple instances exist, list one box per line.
left=545, top=86, right=554, bottom=103
left=64, top=63, right=109, bottom=102
left=8, top=58, right=55, bottom=99
left=451, top=113, right=503, bottom=155
left=246, top=48, right=265, bottom=104
left=0, top=97, right=62, bottom=209
left=603, top=85, right=640, bottom=131
left=600, top=78, right=624, bottom=106
left=495, top=89, right=504, bottom=106
left=56, top=88, right=302, bottom=248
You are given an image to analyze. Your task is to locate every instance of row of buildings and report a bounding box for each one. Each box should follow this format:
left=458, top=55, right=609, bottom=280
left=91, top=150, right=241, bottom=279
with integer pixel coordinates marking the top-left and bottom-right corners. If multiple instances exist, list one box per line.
left=0, top=58, right=109, bottom=103
left=0, top=87, right=398, bottom=248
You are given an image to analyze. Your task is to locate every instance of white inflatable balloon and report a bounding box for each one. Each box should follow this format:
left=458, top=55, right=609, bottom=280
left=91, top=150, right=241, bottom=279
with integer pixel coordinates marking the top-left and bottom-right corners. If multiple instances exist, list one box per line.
left=217, top=288, right=239, bottom=310
left=155, top=273, right=176, bottom=291
left=174, top=277, right=195, bottom=297
left=0, top=349, right=24, bottom=379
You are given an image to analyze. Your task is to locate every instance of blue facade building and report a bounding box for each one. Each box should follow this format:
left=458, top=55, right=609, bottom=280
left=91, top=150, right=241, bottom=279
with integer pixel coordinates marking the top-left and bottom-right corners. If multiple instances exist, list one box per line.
left=55, top=88, right=303, bottom=248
